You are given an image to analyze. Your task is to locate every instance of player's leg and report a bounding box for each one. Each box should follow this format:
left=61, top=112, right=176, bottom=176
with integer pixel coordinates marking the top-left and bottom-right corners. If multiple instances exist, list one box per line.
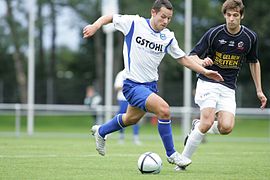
left=146, top=93, right=174, bottom=155
left=92, top=105, right=145, bottom=156
left=182, top=107, right=215, bottom=159
left=208, top=84, right=236, bottom=135
left=98, top=104, right=144, bottom=137
left=118, top=100, right=128, bottom=143
left=216, top=111, right=235, bottom=134
left=181, top=79, right=218, bottom=161
left=146, top=93, right=191, bottom=167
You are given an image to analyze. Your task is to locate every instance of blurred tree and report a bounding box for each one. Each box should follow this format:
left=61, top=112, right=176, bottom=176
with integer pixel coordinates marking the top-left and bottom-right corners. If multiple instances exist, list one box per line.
left=235, top=0, right=270, bottom=106
left=62, top=0, right=105, bottom=100
left=47, top=0, right=57, bottom=104
left=0, top=25, right=17, bottom=102
left=4, top=0, right=27, bottom=103
left=36, top=0, right=46, bottom=103
left=0, top=0, right=268, bottom=106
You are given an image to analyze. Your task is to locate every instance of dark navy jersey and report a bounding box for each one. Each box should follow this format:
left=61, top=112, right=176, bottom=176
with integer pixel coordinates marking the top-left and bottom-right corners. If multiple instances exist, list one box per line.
left=191, top=24, right=258, bottom=89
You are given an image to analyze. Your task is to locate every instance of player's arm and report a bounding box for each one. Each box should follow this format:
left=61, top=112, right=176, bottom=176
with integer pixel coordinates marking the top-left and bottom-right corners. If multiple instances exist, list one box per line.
left=189, top=54, right=214, bottom=67
left=188, top=28, right=215, bottom=67
left=249, top=61, right=267, bottom=109
left=83, top=15, right=113, bottom=38
left=177, top=56, right=223, bottom=82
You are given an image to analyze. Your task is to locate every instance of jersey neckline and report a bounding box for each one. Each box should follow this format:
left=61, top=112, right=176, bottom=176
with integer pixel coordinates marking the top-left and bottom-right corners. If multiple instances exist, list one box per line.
left=146, top=19, right=160, bottom=34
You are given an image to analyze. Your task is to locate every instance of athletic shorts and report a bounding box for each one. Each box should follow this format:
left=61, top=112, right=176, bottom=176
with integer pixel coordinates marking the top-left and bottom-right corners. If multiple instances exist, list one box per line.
left=123, top=79, right=158, bottom=112
left=194, top=79, right=236, bottom=115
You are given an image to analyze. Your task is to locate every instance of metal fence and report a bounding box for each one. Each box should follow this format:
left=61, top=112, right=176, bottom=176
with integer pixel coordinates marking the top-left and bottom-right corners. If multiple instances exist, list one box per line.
left=0, top=103, right=269, bottom=137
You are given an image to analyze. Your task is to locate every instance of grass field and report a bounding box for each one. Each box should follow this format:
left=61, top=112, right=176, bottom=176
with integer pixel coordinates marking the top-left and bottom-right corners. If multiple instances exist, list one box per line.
left=1, top=115, right=270, bottom=179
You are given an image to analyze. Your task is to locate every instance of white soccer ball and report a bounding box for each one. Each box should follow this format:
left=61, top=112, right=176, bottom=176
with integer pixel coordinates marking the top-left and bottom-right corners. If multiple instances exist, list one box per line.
left=137, top=152, right=162, bottom=174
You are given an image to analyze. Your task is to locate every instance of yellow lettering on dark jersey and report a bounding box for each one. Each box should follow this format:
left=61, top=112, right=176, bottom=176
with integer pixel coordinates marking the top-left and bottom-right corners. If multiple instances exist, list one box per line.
left=214, top=52, right=240, bottom=69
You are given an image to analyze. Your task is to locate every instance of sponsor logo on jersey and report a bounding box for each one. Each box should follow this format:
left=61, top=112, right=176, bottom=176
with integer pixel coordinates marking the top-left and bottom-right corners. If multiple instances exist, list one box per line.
left=228, top=41, right=235, bottom=47
left=218, top=39, right=227, bottom=44
left=214, top=51, right=241, bottom=69
left=135, top=36, right=163, bottom=52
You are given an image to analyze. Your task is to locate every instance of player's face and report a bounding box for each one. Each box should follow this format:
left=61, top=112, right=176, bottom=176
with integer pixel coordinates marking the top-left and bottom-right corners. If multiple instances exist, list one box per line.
left=151, top=7, right=173, bottom=32
left=224, top=8, right=243, bottom=34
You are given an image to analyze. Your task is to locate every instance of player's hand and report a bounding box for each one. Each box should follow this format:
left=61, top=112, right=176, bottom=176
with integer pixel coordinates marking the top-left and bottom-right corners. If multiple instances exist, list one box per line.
left=257, top=91, right=267, bottom=109
left=202, top=57, right=213, bottom=67
left=83, top=24, right=98, bottom=38
left=204, top=70, right=224, bottom=82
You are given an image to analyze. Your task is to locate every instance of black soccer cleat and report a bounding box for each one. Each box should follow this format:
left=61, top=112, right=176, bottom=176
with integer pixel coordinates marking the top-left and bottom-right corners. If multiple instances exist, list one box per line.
left=184, top=119, right=200, bottom=146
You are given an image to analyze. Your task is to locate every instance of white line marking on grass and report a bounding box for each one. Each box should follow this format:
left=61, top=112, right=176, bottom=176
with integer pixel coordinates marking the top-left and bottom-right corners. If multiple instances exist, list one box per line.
left=205, top=151, right=270, bottom=155
left=0, top=153, right=139, bottom=159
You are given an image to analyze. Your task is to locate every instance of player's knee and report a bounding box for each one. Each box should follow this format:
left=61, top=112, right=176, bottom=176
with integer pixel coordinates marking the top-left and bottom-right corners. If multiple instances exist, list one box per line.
left=199, top=121, right=214, bottom=133
left=219, top=126, right=233, bottom=135
left=157, top=104, right=170, bottom=119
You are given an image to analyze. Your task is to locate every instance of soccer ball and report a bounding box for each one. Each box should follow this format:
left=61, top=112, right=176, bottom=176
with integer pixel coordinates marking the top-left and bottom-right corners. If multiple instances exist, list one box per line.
left=137, top=152, right=162, bottom=174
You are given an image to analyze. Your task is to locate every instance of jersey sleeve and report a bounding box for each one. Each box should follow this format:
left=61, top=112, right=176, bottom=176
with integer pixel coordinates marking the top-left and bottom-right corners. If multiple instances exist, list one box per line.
left=166, top=38, right=186, bottom=59
left=113, top=14, right=138, bottom=35
left=190, top=29, right=212, bottom=58
left=246, top=33, right=258, bottom=63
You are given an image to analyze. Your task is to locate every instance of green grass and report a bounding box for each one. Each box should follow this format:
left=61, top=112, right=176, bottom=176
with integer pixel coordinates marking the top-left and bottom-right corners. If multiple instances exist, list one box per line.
left=0, top=115, right=270, bottom=179
left=1, top=136, right=270, bottom=180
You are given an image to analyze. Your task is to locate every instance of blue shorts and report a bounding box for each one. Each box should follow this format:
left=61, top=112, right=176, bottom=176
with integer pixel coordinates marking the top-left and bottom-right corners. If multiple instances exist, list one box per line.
left=123, top=79, right=158, bottom=112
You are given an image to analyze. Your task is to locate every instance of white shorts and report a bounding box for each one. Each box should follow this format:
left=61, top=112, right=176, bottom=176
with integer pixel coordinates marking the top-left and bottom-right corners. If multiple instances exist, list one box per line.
left=194, top=79, right=236, bottom=115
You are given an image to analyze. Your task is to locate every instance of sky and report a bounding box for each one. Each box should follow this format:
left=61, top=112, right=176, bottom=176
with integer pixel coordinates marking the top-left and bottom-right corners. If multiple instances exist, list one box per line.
left=0, top=0, right=80, bottom=51
left=43, top=6, right=80, bottom=51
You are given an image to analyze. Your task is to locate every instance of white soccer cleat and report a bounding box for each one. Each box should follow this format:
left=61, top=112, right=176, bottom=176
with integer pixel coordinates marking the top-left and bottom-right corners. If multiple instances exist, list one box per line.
left=167, top=152, right=192, bottom=168
left=91, top=125, right=106, bottom=156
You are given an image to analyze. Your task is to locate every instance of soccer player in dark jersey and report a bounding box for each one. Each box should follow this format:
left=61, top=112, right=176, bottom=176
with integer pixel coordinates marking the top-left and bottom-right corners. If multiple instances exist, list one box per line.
left=178, top=0, right=267, bottom=170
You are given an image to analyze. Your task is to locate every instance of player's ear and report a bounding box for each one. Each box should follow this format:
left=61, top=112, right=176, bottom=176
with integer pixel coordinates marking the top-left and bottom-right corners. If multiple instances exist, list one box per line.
left=151, top=9, right=157, bottom=17
left=241, top=14, right=244, bottom=19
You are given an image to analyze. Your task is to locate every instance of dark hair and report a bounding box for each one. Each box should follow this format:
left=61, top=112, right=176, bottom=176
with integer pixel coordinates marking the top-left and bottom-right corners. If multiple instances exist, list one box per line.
left=222, top=0, right=245, bottom=16
left=152, top=0, right=173, bottom=12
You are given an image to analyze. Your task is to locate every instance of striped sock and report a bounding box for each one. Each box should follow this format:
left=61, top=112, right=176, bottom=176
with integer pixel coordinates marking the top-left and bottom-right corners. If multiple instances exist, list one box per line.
left=158, top=119, right=175, bottom=157
left=99, top=114, right=125, bottom=138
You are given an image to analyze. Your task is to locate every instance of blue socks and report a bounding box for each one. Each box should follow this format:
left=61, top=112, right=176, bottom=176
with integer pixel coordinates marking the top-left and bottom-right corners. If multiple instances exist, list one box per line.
left=133, top=124, right=139, bottom=135
left=158, top=119, right=175, bottom=157
left=99, top=114, right=125, bottom=138
left=98, top=116, right=175, bottom=157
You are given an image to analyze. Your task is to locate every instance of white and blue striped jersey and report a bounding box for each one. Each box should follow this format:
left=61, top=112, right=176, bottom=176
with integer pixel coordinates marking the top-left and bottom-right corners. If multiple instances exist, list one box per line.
left=113, top=14, right=186, bottom=83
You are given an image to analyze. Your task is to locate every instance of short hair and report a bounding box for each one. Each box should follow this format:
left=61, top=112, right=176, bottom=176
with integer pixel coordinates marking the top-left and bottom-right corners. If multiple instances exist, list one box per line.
left=222, top=0, right=245, bottom=16
left=152, top=0, right=173, bottom=12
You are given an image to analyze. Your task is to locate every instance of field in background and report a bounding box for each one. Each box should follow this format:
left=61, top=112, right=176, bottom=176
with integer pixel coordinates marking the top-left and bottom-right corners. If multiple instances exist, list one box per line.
left=0, top=115, right=269, bottom=137
left=1, top=115, right=270, bottom=179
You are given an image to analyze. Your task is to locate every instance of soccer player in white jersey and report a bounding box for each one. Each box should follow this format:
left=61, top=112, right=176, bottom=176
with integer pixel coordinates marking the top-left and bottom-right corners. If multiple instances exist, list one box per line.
left=178, top=0, right=267, bottom=171
left=83, top=0, right=223, bottom=170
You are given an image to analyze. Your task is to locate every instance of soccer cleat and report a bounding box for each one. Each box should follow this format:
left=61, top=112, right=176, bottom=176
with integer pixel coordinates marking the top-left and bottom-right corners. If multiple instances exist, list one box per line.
left=184, top=119, right=200, bottom=146
left=91, top=125, right=106, bottom=156
left=167, top=152, right=192, bottom=168
left=174, top=165, right=186, bottom=171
